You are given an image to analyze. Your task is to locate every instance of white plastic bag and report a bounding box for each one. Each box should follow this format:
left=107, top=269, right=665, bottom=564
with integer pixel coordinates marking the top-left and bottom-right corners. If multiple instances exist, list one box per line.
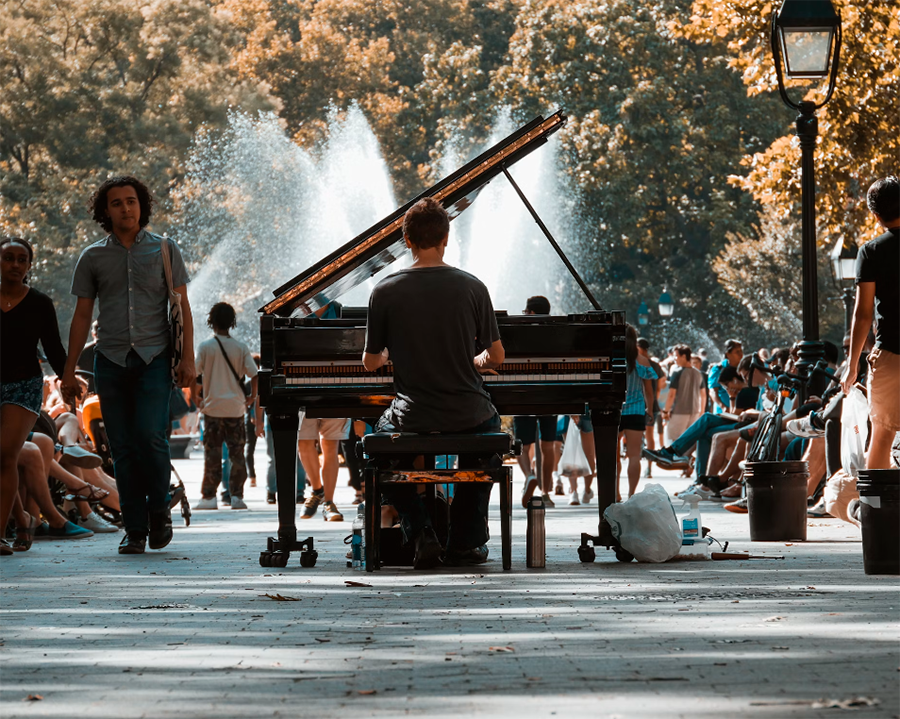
left=840, top=387, right=869, bottom=477
left=560, top=425, right=591, bottom=478
left=603, top=484, right=682, bottom=563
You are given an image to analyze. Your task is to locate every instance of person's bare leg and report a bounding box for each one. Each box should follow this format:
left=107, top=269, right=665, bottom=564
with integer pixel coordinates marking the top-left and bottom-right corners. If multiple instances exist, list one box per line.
left=320, top=439, right=341, bottom=502
left=79, top=467, right=121, bottom=510
left=643, top=425, right=654, bottom=478
left=707, top=430, right=739, bottom=478
left=516, top=444, right=534, bottom=481
left=721, top=439, right=747, bottom=481
left=804, top=437, right=826, bottom=495
left=17, top=443, right=68, bottom=528
left=625, top=429, right=643, bottom=497
left=866, top=425, right=896, bottom=469
left=55, top=412, right=86, bottom=447
left=298, top=440, right=322, bottom=491
left=581, top=430, right=596, bottom=491
left=539, top=440, right=555, bottom=494
left=1, top=405, right=35, bottom=530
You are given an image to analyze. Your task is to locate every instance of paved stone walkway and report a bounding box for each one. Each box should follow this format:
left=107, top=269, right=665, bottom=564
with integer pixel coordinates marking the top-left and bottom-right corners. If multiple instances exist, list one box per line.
left=2, top=446, right=898, bottom=718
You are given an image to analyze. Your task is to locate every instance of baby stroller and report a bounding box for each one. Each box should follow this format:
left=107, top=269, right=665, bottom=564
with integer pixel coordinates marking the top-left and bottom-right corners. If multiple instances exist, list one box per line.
left=82, top=393, right=192, bottom=527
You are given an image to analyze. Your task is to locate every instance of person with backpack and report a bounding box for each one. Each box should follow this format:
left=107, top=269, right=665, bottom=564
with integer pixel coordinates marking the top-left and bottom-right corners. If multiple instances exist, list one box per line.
left=192, top=303, right=258, bottom=510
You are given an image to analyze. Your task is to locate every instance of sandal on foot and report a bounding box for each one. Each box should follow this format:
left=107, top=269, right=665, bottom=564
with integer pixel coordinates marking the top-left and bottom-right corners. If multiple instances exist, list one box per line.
left=13, top=514, right=40, bottom=552
left=0, top=539, right=13, bottom=556
left=65, top=483, right=110, bottom=503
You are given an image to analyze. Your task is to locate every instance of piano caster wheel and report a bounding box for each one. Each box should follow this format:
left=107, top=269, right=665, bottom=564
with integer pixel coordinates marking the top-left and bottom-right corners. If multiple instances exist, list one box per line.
left=577, top=545, right=596, bottom=563
left=259, top=551, right=272, bottom=567
left=614, top=547, right=635, bottom=563
left=299, top=550, right=318, bottom=568
left=271, top=552, right=290, bottom=568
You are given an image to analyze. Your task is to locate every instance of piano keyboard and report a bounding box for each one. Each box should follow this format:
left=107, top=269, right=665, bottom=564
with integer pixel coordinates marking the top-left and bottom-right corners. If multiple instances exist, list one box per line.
left=280, top=360, right=611, bottom=386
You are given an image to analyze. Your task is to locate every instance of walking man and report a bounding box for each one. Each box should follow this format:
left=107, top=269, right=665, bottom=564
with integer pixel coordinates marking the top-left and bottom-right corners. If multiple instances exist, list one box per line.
left=61, top=176, right=195, bottom=554
left=843, top=176, right=899, bottom=469
left=192, top=303, right=259, bottom=510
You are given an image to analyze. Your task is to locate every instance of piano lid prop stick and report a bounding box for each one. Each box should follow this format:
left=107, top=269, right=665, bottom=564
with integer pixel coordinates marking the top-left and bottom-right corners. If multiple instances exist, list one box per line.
left=500, top=164, right=603, bottom=312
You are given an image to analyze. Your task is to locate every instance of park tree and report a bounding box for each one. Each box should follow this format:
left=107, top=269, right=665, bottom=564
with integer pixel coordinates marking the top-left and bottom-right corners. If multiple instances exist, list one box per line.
left=0, top=0, right=273, bottom=321
left=490, top=0, right=787, bottom=345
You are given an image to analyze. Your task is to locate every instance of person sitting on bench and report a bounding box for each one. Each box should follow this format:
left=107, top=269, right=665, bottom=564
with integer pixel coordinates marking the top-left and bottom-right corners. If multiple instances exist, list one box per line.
left=362, top=197, right=505, bottom=569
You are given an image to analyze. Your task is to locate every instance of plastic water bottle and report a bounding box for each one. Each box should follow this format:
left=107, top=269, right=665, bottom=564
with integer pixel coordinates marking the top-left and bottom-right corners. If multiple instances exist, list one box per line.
left=351, top=503, right=365, bottom=570
left=681, top=494, right=702, bottom=546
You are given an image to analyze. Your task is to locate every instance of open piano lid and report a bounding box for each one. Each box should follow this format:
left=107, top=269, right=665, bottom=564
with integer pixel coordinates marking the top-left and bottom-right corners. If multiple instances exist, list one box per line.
left=260, top=110, right=567, bottom=317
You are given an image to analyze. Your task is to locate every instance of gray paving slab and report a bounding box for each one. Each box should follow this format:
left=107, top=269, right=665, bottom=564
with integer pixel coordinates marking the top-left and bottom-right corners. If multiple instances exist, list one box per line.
left=1, top=446, right=898, bottom=718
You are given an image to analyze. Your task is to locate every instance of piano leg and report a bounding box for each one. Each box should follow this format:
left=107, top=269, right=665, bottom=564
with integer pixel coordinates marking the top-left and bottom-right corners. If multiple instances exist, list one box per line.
left=258, top=409, right=318, bottom=569
left=578, top=407, right=625, bottom=562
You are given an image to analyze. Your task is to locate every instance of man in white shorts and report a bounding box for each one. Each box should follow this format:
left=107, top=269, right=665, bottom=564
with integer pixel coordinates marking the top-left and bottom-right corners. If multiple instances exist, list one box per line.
left=298, top=416, right=349, bottom=521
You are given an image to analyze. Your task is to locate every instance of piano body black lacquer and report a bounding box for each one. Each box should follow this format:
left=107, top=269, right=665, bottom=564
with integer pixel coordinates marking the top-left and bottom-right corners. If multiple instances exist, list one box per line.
left=258, top=110, right=628, bottom=568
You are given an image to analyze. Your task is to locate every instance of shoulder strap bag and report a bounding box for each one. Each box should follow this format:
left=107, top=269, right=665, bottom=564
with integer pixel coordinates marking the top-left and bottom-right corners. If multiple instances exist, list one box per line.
left=214, top=336, right=251, bottom=397
left=160, top=238, right=184, bottom=382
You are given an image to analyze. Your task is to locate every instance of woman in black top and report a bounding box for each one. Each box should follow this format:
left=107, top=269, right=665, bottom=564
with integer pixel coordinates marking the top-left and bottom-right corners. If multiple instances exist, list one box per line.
left=1, top=238, right=68, bottom=551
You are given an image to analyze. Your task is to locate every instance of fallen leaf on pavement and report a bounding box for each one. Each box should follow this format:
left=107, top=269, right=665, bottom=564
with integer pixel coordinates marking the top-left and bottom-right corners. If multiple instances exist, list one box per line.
left=261, top=593, right=301, bottom=601
left=357, top=689, right=377, bottom=695
left=489, top=646, right=515, bottom=652
left=24, top=695, right=43, bottom=701
left=345, top=581, right=373, bottom=588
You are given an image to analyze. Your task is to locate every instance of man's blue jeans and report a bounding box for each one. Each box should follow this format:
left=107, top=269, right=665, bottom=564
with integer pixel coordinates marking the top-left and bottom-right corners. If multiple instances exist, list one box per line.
left=670, top=412, right=736, bottom=477
left=94, top=350, right=171, bottom=534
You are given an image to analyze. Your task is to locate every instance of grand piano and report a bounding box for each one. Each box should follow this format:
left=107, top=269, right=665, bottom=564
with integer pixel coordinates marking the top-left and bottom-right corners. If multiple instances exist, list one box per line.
left=258, top=110, right=627, bottom=568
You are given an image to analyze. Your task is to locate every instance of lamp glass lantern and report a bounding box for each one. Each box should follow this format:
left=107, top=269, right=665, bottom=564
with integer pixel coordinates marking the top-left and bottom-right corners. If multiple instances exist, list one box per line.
left=774, top=0, right=840, bottom=79
left=657, top=290, right=674, bottom=318
left=830, top=236, right=858, bottom=286
left=637, top=300, right=650, bottom=326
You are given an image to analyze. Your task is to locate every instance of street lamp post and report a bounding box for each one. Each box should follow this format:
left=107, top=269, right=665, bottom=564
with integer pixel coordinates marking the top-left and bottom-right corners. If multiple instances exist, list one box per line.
left=771, top=0, right=842, bottom=395
left=830, top=235, right=858, bottom=347
left=657, top=288, right=674, bottom=350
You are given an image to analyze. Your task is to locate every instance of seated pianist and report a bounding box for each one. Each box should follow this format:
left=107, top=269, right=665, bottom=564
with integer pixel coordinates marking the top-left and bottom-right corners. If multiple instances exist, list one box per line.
left=362, top=197, right=506, bottom=569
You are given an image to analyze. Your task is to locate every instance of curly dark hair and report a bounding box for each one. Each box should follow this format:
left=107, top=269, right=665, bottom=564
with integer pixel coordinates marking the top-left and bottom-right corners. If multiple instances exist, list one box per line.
left=867, top=176, right=899, bottom=222
left=207, top=302, right=237, bottom=331
left=89, top=176, right=155, bottom=232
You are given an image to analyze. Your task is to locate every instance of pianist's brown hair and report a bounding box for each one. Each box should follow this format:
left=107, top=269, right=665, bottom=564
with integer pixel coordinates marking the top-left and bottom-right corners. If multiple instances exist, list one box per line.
left=402, top=197, right=450, bottom=250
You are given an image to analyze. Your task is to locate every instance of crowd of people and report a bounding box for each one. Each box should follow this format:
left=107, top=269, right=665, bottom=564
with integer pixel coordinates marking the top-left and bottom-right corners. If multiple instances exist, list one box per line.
left=1, top=172, right=897, bottom=565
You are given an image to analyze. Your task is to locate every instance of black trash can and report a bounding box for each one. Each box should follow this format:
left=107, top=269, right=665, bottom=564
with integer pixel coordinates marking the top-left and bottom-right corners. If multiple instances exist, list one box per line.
left=857, top=468, right=900, bottom=575
left=745, top=461, right=809, bottom=541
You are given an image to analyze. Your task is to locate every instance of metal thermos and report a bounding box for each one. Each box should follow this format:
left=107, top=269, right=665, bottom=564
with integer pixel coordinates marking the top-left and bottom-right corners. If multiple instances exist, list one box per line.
left=526, top=495, right=546, bottom=568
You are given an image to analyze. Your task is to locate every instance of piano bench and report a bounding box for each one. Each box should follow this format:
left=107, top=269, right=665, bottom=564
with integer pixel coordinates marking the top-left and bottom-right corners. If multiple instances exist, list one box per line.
left=361, top=432, right=515, bottom=572
left=360, top=431, right=520, bottom=458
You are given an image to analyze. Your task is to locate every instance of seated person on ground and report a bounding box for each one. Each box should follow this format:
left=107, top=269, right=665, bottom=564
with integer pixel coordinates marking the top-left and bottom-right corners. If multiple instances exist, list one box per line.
left=362, top=197, right=505, bottom=569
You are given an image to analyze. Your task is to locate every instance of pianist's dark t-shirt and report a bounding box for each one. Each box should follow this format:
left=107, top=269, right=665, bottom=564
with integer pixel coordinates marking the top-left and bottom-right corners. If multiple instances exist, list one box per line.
left=365, top=266, right=501, bottom=432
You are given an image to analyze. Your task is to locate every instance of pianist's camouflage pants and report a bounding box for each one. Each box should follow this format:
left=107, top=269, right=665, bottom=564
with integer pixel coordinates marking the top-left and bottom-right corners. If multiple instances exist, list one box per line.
left=201, top=416, right=247, bottom=499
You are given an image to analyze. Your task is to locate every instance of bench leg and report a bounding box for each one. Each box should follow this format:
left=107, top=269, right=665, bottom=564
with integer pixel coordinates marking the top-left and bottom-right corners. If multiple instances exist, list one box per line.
left=500, top=473, right=512, bottom=570
left=364, top=467, right=378, bottom=572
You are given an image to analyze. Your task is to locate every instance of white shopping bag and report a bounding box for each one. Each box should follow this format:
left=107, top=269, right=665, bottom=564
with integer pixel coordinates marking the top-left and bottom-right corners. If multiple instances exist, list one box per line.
left=560, top=425, right=591, bottom=478
left=603, top=484, right=683, bottom=563
left=840, top=387, right=869, bottom=478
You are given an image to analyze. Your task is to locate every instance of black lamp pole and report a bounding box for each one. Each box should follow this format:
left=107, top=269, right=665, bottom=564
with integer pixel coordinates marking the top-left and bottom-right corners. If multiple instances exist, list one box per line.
left=771, top=0, right=842, bottom=397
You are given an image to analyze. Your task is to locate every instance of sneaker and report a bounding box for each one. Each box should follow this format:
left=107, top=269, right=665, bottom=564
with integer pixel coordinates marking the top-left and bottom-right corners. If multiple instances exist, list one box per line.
left=300, top=492, right=324, bottom=519
left=807, top=496, right=832, bottom=518
left=322, top=500, right=343, bottom=522
left=568, top=490, right=581, bottom=506
left=847, top=498, right=861, bottom=524
left=57, top=444, right=103, bottom=469
left=148, top=509, right=173, bottom=550
left=674, top=482, right=701, bottom=497
left=642, top=464, right=652, bottom=478
left=413, top=526, right=443, bottom=569
left=787, top=415, right=825, bottom=438
left=724, top=497, right=748, bottom=514
left=678, top=484, right=717, bottom=501
left=266, top=492, right=277, bottom=505
left=220, top=491, right=231, bottom=504
left=541, top=492, right=555, bottom=508
left=48, top=521, right=94, bottom=539
left=554, top=477, right=565, bottom=496
left=118, top=532, right=146, bottom=554
left=642, top=447, right=691, bottom=468
left=80, top=511, right=120, bottom=533
left=194, top=497, right=218, bottom=510
left=582, top=488, right=594, bottom=504
left=444, top=544, right=489, bottom=566
left=230, top=496, right=248, bottom=510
